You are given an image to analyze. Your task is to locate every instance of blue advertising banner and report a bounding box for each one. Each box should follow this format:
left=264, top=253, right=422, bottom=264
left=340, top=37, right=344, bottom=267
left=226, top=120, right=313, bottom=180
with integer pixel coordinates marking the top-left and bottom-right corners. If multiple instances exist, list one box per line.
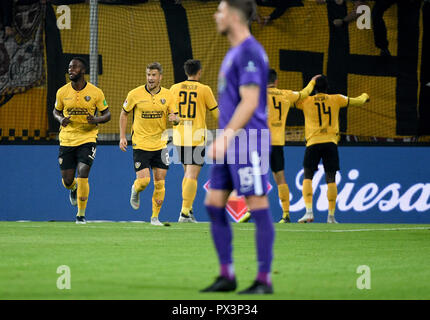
left=0, top=145, right=429, bottom=223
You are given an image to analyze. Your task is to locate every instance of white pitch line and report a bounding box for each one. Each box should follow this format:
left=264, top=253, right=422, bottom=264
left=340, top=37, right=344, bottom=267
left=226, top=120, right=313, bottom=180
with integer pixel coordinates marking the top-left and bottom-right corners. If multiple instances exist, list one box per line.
left=4, top=222, right=429, bottom=233
left=238, top=226, right=430, bottom=233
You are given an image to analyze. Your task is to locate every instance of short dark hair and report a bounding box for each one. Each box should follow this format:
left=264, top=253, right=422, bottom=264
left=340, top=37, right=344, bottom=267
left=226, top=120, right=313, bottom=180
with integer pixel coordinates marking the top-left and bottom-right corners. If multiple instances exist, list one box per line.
left=146, top=62, right=163, bottom=74
left=268, top=68, right=277, bottom=84
left=71, top=57, right=87, bottom=71
left=224, top=0, right=256, bottom=23
left=184, top=59, right=201, bottom=76
left=315, top=75, right=329, bottom=93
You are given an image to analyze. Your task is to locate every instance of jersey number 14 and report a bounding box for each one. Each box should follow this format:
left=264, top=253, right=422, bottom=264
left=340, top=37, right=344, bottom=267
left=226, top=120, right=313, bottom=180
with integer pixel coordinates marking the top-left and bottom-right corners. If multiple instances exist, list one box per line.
left=315, top=102, right=332, bottom=126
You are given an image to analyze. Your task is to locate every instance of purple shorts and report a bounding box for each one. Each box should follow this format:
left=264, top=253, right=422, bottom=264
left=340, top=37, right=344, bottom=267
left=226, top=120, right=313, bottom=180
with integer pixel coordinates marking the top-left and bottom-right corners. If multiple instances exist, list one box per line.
left=209, top=149, right=270, bottom=197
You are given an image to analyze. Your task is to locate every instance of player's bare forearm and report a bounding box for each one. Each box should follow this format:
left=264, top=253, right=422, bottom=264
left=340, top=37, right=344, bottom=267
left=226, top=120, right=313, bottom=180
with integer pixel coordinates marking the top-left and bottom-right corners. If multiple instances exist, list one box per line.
left=119, top=110, right=129, bottom=151
left=87, top=109, right=111, bottom=124
left=209, top=107, right=219, bottom=123
left=53, top=108, right=70, bottom=127
left=119, top=110, right=128, bottom=140
left=98, top=109, right=111, bottom=123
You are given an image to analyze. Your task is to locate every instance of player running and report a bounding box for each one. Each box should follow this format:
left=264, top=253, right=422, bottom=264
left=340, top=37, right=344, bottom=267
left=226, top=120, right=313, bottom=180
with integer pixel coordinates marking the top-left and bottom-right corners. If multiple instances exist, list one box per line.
left=53, top=57, right=111, bottom=224
left=119, top=62, right=179, bottom=226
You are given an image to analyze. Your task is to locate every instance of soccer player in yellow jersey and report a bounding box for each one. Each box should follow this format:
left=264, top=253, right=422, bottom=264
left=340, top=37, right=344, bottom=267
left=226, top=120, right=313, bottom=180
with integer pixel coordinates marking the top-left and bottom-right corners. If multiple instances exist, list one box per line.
left=170, top=59, right=219, bottom=223
left=268, top=70, right=320, bottom=223
left=239, top=69, right=319, bottom=224
left=119, top=62, right=179, bottom=226
left=295, top=75, right=369, bottom=224
left=53, top=57, right=111, bottom=224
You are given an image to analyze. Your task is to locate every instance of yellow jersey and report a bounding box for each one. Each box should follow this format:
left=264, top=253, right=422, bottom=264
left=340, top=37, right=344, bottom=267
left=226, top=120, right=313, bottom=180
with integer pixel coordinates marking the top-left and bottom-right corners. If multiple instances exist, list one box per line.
left=267, top=88, right=300, bottom=146
left=54, top=82, right=109, bottom=147
left=170, top=80, right=218, bottom=146
left=296, top=93, right=349, bottom=146
left=123, top=85, right=177, bottom=151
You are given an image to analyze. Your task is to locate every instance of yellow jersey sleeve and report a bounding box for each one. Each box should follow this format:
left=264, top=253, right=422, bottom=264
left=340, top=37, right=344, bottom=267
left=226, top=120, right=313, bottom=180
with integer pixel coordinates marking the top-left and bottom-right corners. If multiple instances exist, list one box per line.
left=55, top=89, right=65, bottom=111
left=332, top=94, right=349, bottom=108
left=96, top=90, right=109, bottom=112
left=283, top=90, right=300, bottom=105
left=204, top=85, right=218, bottom=111
left=123, top=91, right=136, bottom=113
left=348, top=93, right=369, bottom=107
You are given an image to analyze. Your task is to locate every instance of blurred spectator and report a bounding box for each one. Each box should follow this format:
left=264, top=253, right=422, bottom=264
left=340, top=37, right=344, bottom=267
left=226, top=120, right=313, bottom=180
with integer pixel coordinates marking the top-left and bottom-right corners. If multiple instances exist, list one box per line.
left=332, top=0, right=367, bottom=28
left=372, top=0, right=421, bottom=57
left=316, top=0, right=367, bottom=28
left=256, top=0, right=303, bottom=27
left=0, top=0, right=14, bottom=39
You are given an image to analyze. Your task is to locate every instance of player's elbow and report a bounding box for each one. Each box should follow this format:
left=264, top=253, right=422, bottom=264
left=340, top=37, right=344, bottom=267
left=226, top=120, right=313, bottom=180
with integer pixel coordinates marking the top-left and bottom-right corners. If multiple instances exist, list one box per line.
left=105, top=111, right=112, bottom=122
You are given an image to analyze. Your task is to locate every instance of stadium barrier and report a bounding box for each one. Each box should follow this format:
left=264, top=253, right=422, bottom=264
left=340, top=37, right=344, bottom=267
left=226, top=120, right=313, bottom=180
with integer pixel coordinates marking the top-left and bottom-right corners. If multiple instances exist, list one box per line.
left=0, top=145, right=429, bottom=223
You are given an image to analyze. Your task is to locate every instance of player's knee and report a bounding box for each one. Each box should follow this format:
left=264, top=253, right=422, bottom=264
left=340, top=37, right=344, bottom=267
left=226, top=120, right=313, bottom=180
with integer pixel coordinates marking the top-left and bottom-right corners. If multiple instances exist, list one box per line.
left=62, top=177, right=75, bottom=188
left=154, top=180, right=165, bottom=190
left=135, top=177, right=150, bottom=191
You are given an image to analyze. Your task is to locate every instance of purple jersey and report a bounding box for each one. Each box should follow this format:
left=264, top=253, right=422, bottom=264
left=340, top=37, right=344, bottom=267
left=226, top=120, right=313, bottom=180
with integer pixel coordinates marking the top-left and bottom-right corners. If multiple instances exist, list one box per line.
left=210, top=36, right=270, bottom=196
left=217, top=36, right=269, bottom=131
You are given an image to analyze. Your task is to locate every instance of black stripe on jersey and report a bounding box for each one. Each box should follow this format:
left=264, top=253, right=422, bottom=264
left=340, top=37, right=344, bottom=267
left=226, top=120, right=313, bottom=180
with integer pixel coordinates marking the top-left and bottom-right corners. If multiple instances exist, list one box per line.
left=209, top=106, right=218, bottom=111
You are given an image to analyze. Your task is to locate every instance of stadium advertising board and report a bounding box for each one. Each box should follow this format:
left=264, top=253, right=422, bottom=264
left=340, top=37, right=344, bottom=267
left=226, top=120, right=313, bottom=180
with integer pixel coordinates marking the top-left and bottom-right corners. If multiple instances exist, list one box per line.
left=0, top=145, right=428, bottom=223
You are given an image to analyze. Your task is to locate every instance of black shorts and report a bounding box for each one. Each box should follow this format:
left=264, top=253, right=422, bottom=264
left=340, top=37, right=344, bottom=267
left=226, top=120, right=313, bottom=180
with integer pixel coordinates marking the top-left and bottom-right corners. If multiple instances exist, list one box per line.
left=176, top=146, right=205, bottom=166
left=133, top=148, right=169, bottom=171
left=58, top=142, right=97, bottom=170
left=303, top=142, right=340, bottom=173
left=270, top=145, right=285, bottom=173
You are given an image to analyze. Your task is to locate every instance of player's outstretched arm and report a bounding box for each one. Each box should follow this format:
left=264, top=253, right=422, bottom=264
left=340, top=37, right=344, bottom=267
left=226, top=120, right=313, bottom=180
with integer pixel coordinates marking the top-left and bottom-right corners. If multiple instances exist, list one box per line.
left=119, top=109, right=129, bottom=152
left=296, top=74, right=321, bottom=102
left=348, top=93, right=370, bottom=107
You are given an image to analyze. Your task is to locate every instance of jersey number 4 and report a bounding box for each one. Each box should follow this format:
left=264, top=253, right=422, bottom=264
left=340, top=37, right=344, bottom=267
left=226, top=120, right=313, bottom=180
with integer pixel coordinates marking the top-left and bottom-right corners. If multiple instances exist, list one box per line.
left=315, top=102, right=332, bottom=126
left=179, top=91, right=197, bottom=119
left=272, top=97, right=282, bottom=121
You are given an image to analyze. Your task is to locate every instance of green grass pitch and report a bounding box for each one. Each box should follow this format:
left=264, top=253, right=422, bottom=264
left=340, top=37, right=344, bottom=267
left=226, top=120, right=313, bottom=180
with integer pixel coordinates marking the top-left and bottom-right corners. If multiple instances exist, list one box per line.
left=0, top=221, right=429, bottom=300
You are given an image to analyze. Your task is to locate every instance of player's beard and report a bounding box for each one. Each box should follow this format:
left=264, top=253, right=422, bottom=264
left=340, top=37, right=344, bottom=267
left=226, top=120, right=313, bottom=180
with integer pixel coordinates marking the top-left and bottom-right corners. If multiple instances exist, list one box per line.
left=147, top=80, right=160, bottom=91
left=69, top=73, right=82, bottom=82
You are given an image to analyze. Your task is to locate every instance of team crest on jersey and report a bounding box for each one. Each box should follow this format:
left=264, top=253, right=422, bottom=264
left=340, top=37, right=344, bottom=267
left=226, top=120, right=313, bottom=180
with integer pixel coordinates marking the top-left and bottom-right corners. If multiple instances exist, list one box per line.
left=85, top=96, right=91, bottom=102
left=135, top=162, right=141, bottom=169
left=58, top=157, right=63, bottom=165
left=160, top=98, right=166, bottom=105
left=245, top=61, right=257, bottom=73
